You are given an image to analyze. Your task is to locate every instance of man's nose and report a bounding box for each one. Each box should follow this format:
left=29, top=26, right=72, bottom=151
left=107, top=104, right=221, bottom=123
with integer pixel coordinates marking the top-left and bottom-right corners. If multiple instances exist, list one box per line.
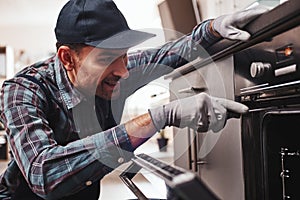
left=113, top=57, right=129, bottom=79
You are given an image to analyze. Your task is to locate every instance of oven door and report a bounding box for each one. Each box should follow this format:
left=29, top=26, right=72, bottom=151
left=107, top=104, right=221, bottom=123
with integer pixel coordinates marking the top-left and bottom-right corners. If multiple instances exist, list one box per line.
left=242, top=108, right=300, bottom=200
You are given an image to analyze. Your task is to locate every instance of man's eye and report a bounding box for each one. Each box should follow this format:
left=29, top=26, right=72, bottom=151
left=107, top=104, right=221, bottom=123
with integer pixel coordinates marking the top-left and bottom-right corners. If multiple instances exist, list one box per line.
left=98, top=57, right=114, bottom=64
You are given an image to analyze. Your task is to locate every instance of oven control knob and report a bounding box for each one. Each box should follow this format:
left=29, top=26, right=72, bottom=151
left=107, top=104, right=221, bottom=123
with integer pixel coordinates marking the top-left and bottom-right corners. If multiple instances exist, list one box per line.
left=250, top=62, right=271, bottom=78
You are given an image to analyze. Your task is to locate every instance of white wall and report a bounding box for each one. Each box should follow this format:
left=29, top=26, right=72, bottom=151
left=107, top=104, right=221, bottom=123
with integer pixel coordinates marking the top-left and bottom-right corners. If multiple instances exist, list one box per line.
left=114, top=0, right=163, bottom=30
left=0, top=0, right=163, bottom=64
left=0, top=0, right=69, bottom=62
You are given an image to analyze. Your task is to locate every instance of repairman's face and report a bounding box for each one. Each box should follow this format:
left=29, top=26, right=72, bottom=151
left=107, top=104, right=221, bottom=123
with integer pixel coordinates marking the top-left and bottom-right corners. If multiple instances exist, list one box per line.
left=66, top=46, right=129, bottom=100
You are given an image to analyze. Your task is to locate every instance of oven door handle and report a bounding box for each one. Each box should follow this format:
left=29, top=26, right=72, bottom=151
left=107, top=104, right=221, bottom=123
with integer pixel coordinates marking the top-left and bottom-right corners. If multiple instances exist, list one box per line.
left=227, top=110, right=242, bottom=119
left=178, top=87, right=207, bottom=94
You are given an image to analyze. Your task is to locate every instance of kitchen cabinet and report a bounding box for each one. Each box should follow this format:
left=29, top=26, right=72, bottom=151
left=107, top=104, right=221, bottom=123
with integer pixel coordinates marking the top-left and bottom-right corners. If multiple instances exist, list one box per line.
left=157, top=0, right=198, bottom=41
left=167, top=56, right=245, bottom=200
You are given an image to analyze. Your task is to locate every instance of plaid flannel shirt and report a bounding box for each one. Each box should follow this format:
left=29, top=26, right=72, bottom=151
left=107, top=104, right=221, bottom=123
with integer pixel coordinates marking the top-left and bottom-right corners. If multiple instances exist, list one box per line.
left=0, top=20, right=220, bottom=199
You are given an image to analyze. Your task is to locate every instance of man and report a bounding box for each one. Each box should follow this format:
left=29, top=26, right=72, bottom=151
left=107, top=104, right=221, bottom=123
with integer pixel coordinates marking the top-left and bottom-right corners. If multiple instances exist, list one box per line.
left=0, top=0, right=266, bottom=199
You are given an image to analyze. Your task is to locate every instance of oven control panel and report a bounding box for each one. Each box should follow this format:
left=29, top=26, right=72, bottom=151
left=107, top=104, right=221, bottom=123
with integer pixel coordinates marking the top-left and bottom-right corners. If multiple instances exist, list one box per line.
left=250, top=62, right=272, bottom=78
left=234, top=25, right=300, bottom=99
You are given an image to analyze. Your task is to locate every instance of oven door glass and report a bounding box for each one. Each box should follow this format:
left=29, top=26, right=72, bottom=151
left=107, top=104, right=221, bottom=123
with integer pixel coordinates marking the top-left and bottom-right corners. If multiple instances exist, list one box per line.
left=262, top=111, right=300, bottom=200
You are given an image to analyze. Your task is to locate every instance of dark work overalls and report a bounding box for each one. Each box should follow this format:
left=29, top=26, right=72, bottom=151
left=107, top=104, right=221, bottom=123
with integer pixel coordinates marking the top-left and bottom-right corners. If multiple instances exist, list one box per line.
left=10, top=75, right=117, bottom=200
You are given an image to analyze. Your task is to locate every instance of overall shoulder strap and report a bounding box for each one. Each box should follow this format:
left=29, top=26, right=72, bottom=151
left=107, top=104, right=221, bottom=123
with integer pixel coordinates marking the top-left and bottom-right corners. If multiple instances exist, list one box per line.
left=13, top=75, right=100, bottom=199
left=16, top=74, right=78, bottom=145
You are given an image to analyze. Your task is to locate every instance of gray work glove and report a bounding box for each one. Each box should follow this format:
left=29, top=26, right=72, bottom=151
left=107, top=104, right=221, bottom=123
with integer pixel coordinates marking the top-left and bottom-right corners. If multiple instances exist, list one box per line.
left=213, top=6, right=269, bottom=41
left=148, top=93, right=248, bottom=133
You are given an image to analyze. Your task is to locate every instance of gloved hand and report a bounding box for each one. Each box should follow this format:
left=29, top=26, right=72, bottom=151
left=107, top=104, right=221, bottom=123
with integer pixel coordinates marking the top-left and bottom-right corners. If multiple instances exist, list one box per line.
left=212, top=6, right=269, bottom=41
left=148, top=93, right=248, bottom=133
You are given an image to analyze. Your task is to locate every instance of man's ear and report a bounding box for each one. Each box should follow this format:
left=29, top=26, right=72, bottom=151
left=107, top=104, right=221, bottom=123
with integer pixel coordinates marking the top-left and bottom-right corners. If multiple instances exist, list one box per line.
left=57, top=46, right=75, bottom=71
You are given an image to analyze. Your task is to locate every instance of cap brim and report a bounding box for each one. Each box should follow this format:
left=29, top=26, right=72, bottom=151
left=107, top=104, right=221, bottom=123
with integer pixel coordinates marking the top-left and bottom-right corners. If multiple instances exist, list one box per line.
left=86, top=29, right=156, bottom=49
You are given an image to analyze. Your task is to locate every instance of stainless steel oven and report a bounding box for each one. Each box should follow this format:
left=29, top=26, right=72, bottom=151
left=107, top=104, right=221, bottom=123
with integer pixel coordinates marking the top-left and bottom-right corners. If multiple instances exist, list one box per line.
left=165, top=1, right=300, bottom=199
left=234, top=16, right=300, bottom=200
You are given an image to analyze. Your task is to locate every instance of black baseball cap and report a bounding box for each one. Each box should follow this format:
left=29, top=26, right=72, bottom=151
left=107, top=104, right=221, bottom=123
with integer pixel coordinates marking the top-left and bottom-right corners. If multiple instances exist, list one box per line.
left=55, top=0, right=155, bottom=49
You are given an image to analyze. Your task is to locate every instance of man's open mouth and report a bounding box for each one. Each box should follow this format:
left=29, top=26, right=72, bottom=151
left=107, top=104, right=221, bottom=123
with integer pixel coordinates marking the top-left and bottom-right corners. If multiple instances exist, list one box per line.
left=103, top=79, right=120, bottom=91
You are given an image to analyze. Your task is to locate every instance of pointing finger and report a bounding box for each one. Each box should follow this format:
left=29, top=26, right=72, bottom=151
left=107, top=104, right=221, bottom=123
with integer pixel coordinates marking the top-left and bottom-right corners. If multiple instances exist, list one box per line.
left=213, top=97, right=249, bottom=114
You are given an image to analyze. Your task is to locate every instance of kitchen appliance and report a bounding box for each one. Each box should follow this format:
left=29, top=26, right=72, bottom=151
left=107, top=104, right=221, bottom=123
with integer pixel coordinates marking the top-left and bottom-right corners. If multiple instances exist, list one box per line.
left=164, top=0, right=300, bottom=199
left=231, top=1, right=300, bottom=199
left=234, top=16, right=300, bottom=200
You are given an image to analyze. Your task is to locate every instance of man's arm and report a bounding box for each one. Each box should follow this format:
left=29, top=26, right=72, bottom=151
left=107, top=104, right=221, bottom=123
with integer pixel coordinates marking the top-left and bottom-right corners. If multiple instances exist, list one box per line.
left=121, top=19, right=221, bottom=97
left=122, top=6, right=268, bottom=98
left=125, top=93, right=249, bottom=148
left=125, top=113, right=157, bottom=149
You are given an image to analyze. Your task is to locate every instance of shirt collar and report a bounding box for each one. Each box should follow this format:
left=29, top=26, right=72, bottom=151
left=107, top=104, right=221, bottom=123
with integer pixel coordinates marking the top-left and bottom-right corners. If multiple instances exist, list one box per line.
left=54, top=56, right=85, bottom=109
